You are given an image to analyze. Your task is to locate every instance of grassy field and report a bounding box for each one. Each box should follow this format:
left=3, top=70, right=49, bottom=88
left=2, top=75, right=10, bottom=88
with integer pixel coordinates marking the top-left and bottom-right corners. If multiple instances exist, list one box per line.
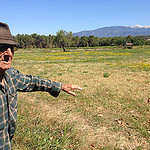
left=11, top=46, right=150, bottom=149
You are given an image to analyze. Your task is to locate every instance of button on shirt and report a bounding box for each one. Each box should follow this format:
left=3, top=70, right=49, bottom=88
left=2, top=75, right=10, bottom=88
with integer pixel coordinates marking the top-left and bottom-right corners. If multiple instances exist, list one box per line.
left=0, top=67, right=62, bottom=149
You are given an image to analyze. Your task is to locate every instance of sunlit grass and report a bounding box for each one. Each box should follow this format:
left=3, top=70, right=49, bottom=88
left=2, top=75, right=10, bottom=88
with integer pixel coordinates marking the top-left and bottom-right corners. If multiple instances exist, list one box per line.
left=12, top=46, right=150, bottom=149
left=13, top=46, right=150, bottom=72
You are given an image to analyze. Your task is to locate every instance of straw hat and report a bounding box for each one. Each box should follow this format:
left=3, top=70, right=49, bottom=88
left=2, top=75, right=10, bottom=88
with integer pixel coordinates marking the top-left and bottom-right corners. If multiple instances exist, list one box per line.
left=0, top=22, right=18, bottom=46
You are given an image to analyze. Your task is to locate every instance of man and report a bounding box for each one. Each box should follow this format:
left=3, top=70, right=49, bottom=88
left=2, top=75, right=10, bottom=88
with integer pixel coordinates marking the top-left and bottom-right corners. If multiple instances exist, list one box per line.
left=0, top=22, right=82, bottom=149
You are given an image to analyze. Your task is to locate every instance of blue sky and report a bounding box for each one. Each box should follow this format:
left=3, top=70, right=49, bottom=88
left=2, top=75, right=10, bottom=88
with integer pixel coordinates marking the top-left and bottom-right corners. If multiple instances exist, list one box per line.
left=1, top=0, right=150, bottom=35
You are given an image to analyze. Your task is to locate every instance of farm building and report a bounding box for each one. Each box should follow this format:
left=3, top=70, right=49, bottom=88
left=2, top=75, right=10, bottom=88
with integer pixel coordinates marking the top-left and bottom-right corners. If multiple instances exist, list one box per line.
left=123, top=40, right=133, bottom=49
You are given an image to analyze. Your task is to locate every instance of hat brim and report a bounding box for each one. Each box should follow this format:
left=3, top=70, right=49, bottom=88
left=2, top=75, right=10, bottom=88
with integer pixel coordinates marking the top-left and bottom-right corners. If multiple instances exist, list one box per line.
left=0, top=39, right=19, bottom=46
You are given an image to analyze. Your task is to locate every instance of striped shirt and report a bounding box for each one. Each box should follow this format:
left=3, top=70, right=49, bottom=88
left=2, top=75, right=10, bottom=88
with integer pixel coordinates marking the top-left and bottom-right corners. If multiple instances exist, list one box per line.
left=0, top=67, right=62, bottom=149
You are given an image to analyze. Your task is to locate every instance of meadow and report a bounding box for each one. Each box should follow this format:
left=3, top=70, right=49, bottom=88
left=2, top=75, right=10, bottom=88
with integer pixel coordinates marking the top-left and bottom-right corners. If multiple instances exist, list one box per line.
left=11, top=46, right=150, bottom=149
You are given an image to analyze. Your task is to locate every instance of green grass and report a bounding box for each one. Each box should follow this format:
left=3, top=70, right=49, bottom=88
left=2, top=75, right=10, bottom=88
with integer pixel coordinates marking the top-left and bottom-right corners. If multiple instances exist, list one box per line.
left=11, top=46, right=150, bottom=149
left=13, top=46, right=150, bottom=71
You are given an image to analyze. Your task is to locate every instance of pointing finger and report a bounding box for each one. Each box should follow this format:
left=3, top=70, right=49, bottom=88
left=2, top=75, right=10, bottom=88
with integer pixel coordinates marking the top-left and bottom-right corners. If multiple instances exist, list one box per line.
left=72, top=85, right=82, bottom=90
left=78, top=86, right=82, bottom=90
left=68, top=91, right=76, bottom=96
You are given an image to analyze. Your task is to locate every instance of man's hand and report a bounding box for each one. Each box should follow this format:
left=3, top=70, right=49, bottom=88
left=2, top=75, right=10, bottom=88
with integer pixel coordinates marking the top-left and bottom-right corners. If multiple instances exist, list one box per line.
left=62, top=84, right=82, bottom=96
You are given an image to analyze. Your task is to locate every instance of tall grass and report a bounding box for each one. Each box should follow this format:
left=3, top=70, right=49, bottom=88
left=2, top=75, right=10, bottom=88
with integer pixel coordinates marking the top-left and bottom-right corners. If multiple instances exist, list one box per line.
left=12, top=46, right=150, bottom=149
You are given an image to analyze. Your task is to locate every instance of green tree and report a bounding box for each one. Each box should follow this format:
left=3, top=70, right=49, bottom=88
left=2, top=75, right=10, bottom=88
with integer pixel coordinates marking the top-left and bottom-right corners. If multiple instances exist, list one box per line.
left=66, top=31, right=73, bottom=47
left=55, top=30, right=73, bottom=51
left=55, top=30, right=68, bottom=51
left=72, top=36, right=80, bottom=47
left=88, top=36, right=99, bottom=47
left=79, top=36, right=89, bottom=47
left=31, top=33, right=38, bottom=48
left=15, top=34, right=25, bottom=48
left=111, top=37, right=123, bottom=46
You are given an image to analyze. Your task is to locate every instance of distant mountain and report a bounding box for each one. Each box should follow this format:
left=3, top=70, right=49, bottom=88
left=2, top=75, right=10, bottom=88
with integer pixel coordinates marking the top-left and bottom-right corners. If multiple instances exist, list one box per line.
left=73, top=25, right=150, bottom=37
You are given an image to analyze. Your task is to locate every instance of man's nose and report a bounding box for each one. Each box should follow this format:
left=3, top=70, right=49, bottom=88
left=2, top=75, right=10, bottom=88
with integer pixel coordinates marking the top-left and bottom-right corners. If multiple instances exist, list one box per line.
left=5, top=48, right=13, bottom=55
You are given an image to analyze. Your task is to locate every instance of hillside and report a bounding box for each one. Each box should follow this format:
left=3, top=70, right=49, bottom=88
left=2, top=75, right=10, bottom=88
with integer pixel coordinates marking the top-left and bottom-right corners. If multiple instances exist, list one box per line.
left=73, top=25, right=150, bottom=37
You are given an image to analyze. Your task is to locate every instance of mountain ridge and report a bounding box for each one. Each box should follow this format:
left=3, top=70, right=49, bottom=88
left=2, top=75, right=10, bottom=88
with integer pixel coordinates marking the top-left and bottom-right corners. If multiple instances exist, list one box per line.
left=73, top=25, right=150, bottom=37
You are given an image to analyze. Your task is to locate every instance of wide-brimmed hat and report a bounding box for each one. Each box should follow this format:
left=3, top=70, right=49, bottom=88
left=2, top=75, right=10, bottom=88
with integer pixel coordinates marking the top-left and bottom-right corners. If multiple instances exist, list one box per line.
left=0, top=22, right=18, bottom=46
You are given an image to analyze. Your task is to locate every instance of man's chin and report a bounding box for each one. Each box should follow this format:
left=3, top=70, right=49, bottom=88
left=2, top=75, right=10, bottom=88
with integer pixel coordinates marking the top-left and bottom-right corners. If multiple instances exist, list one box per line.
left=0, top=66, right=11, bottom=73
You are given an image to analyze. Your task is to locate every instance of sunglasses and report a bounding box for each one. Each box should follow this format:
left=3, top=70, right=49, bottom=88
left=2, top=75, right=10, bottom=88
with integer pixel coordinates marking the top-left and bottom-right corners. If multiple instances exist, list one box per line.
left=0, top=45, right=18, bottom=53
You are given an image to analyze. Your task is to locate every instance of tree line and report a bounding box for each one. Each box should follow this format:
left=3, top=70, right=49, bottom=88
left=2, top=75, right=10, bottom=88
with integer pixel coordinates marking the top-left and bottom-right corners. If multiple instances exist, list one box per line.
left=13, top=30, right=150, bottom=51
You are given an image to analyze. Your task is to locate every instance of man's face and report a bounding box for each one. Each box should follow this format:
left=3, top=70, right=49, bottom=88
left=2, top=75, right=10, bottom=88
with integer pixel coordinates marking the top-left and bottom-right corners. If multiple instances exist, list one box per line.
left=0, top=45, right=15, bottom=73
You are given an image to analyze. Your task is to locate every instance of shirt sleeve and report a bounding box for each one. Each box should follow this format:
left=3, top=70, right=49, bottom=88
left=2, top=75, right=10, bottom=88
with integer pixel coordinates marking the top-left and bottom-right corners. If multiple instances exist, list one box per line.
left=14, top=70, right=62, bottom=97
